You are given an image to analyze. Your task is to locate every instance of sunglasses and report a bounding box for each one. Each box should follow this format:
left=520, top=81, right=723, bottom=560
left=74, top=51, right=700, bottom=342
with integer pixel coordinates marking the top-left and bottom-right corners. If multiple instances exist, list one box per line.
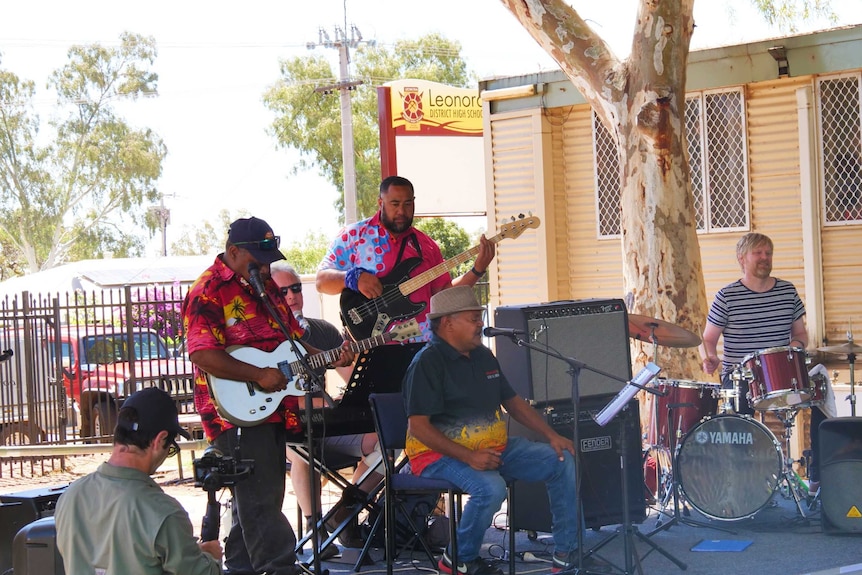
left=233, top=236, right=280, bottom=251
left=280, top=283, right=302, bottom=295
left=164, top=435, right=180, bottom=458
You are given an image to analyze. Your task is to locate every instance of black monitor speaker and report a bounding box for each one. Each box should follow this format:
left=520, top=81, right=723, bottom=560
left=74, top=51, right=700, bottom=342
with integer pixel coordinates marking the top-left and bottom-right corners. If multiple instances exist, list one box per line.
left=819, top=417, right=862, bottom=534
left=494, top=299, right=632, bottom=402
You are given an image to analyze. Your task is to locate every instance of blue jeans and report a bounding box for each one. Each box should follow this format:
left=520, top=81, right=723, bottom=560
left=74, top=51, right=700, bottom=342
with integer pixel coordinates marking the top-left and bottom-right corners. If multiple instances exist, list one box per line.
left=421, top=436, right=578, bottom=561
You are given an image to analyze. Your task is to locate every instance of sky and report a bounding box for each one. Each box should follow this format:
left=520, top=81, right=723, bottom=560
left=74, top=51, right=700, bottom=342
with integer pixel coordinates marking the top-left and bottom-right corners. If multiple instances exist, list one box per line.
left=2, top=0, right=862, bottom=258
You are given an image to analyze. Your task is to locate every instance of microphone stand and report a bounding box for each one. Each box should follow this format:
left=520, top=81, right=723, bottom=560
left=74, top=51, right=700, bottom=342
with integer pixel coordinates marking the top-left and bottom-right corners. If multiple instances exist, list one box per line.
left=503, top=334, right=676, bottom=574
left=253, top=276, right=332, bottom=575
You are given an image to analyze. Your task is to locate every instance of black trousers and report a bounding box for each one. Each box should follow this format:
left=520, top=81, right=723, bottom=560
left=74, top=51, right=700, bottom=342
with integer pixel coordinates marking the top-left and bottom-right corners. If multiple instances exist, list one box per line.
left=214, top=423, right=299, bottom=575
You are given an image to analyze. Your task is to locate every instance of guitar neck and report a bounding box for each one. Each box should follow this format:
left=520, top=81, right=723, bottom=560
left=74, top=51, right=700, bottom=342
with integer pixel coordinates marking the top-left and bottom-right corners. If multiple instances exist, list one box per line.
left=291, top=332, right=393, bottom=372
left=398, top=233, right=504, bottom=297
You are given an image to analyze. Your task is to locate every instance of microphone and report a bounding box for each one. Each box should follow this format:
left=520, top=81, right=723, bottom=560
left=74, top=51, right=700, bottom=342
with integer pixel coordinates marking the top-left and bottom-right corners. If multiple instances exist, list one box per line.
left=483, top=326, right=525, bottom=338
left=247, top=263, right=267, bottom=299
left=0, top=349, right=12, bottom=362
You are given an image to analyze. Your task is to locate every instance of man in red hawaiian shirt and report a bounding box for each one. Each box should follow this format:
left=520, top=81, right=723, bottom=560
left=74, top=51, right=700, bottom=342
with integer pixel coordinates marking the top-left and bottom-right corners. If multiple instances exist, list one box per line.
left=183, top=216, right=352, bottom=575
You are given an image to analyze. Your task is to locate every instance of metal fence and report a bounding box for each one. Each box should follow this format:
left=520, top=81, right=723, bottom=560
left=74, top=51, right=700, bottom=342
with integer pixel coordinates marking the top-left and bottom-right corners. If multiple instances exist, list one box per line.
left=0, top=284, right=196, bottom=478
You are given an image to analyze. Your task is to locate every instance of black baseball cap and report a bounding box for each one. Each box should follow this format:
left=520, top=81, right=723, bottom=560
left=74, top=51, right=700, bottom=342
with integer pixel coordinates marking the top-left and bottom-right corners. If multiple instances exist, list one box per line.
left=227, top=217, right=285, bottom=265
left=118, top=387, right=191, bottom=440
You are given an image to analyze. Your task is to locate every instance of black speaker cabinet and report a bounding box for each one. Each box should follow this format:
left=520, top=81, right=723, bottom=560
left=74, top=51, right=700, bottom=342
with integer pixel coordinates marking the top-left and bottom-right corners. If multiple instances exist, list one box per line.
left=509, top=395, right=645, bottom=531
left=494, top=299, right=632, bottom=402
left=0, top=484, right=66, bottom=574
left=13, top=517, right=65, bottom=575
left=819, top=417, right=862, bottom=534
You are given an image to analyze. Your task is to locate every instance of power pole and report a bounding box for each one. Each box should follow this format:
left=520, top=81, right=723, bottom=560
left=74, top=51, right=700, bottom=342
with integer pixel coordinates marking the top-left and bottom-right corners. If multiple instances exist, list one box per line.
left=147, top=196, right=171, bottom=257
left=307, top=25, right=374, bottom=225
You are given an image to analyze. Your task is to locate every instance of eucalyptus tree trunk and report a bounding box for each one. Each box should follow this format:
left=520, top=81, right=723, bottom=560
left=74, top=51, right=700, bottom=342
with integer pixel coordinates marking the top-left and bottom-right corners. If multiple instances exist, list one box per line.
left=498, top=0, right=708, bottom=381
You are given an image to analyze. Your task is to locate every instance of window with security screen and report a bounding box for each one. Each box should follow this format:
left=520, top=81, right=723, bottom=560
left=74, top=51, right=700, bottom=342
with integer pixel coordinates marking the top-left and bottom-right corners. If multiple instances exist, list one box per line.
left=688, top=89, right=749, bottom=231
left=593, top=88, right=749, bottom=238
left=817, top=74, right=862, bottom=224
left=592, top=112, right=621, bottom=237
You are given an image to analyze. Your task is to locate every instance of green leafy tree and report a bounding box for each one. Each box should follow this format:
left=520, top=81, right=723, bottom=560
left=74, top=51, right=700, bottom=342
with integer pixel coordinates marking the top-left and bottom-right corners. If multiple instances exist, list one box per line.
left=414, top=217, right=472, bottom=276
left=171, top=209, right=249, bottom=256
left=263, top=33, right=472, bottom=220
left=0, top=32, right=166, bottom=272
left=282, top=230, right=331, bottom=275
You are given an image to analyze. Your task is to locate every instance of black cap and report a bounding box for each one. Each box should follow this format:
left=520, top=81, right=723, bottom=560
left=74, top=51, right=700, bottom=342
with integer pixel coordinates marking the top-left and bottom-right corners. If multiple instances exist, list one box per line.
left=227, top=217, right=285, bottom=265
left=118, top=387, right=191, bottom=440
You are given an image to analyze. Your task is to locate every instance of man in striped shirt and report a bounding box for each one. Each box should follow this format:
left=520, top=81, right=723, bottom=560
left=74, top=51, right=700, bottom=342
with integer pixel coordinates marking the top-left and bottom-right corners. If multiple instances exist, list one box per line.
left=701, top=232, right=825, bottom=492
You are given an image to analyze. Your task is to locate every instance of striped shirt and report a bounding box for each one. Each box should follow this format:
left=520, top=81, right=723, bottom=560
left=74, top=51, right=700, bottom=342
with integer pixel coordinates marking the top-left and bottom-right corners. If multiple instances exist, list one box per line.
left=706, top=278, right=806, bottom=376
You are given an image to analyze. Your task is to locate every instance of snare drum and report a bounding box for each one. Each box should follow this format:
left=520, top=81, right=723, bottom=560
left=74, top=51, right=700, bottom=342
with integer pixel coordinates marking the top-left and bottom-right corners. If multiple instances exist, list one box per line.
left=742, top=346, right=811, bottom=410
left=646, top=379, right=719, bottom=449
left=677, top=414, right=783, bottom=521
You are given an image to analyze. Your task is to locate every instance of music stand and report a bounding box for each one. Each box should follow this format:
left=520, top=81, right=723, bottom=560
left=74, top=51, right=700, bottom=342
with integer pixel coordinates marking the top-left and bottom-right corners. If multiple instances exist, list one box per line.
left=312, top=343, right=425, bottom=569
left=590, top=366, right=687, bottom=574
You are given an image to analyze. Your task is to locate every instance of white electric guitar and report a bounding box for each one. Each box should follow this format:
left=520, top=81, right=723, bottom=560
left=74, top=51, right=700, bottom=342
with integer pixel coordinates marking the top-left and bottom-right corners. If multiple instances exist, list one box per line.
left=208, top=319, right=422, bottom=426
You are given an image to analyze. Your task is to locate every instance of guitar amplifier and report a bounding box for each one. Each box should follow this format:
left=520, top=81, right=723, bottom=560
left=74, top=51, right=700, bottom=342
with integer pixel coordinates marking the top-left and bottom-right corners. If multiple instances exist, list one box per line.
left=494, top=299, right=632, bottom=402
left=508, top=395, right=645, bottom=530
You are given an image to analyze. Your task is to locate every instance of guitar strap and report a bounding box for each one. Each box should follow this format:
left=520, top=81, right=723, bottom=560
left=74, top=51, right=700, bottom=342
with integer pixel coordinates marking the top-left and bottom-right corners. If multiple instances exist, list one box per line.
left=393, top=232, right=421, bottom=268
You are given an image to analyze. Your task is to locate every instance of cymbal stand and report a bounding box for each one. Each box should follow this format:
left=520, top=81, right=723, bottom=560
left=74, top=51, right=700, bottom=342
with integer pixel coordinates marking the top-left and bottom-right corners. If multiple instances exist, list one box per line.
left=847, top=349, right=856, bottom=416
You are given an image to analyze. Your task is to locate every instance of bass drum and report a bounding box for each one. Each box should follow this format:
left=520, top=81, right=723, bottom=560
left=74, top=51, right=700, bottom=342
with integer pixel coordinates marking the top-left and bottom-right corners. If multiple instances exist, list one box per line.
left=677, top=414, right=782, bottom=520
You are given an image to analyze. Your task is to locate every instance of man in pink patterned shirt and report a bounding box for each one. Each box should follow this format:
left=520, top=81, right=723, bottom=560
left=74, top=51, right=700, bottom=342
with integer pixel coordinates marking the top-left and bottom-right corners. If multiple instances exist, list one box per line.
left=316, top=175, right=495, bottom=341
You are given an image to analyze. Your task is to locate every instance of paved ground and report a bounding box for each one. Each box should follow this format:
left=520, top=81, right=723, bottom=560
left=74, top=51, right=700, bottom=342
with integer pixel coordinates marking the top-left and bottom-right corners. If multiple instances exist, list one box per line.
left=3, top=454, right=862, bottom=575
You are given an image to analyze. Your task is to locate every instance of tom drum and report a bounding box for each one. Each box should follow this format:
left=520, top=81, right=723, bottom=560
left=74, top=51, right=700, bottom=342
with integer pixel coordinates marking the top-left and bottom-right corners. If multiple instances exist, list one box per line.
left=742, top=346, right=811, bottom=411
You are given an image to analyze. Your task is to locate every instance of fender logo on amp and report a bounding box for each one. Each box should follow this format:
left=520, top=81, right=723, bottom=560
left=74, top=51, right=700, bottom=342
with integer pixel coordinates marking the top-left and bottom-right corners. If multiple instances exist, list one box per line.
left=581, top=435, right=612, bottom=452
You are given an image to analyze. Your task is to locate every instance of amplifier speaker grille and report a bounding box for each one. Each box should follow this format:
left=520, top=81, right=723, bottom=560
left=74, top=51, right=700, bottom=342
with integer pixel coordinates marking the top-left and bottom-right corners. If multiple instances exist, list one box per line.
left=494, top=299, right=632, bottom=402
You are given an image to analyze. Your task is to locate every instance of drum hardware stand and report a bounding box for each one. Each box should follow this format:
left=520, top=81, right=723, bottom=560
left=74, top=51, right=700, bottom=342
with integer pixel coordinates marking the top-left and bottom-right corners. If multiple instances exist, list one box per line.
left=647, top=404, right=736, bottom=536
left=818, top=325, right=860, bottom=416
left=589, top=373, right=687, bottom=575
left=773, top=408, right=818, bottom=519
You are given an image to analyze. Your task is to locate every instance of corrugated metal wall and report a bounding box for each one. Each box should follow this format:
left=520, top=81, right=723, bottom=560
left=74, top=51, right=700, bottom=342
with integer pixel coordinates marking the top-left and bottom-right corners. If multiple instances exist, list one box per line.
left=561, top=108, right=626, bottom=299
left=486, top=110, right=550, bottom=307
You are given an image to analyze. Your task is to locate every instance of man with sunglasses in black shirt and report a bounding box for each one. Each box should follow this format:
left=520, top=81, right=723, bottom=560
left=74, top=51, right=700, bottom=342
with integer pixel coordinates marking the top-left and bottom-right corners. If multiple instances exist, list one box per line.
left=272, top=261, right=383, bottom=552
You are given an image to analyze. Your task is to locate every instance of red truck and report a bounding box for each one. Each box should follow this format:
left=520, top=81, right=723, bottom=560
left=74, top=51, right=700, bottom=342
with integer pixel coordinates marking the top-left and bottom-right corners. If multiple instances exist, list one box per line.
left=53, top=326, right=195, bottom=439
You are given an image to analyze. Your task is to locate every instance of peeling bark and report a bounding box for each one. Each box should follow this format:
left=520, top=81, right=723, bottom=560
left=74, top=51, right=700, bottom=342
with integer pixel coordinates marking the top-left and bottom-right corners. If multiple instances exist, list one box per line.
left=499, top=0, right=707, bottom=382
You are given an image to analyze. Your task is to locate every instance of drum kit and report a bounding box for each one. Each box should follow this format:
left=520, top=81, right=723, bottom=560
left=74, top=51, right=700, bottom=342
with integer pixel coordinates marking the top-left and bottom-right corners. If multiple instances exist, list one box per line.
left=632, top=314, right=850, bottom=527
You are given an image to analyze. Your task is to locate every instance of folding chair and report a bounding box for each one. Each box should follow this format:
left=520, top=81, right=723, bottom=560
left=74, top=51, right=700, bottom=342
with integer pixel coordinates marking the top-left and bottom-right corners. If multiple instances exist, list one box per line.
left=361, top=392, right=462, bottom=575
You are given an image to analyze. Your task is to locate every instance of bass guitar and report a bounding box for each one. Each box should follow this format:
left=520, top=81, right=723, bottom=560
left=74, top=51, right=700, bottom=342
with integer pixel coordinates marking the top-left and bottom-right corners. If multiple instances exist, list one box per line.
left=208, top=319, right=421, bottom=426
left=340, top=215, right=540, bottom=340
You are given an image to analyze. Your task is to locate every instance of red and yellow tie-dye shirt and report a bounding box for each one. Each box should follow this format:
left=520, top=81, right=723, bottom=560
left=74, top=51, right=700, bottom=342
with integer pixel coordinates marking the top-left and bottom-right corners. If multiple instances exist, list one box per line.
left=183, top=256, right=303, bottom=441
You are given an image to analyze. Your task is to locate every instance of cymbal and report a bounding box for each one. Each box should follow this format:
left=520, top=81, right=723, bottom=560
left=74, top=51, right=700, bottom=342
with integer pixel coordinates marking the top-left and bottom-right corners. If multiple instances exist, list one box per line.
left=628, top=314, right=702, bottom=348
left=817, top=341, right=862, bottom=355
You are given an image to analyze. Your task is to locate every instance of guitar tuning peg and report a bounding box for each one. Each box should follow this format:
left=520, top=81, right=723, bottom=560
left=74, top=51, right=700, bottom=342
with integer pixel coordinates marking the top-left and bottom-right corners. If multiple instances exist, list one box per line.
left=518, top=213, right=525, bottom=219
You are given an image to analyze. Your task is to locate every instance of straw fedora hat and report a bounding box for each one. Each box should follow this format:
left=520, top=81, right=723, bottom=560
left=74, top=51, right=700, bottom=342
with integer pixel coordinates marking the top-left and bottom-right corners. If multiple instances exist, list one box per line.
left=427, top=286, right=484, bottom=320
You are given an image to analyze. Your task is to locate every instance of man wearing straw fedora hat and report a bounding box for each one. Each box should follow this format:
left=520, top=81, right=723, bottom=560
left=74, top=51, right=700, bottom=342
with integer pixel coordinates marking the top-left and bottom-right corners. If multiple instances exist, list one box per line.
left=403, top=286, right=605, bottom=575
